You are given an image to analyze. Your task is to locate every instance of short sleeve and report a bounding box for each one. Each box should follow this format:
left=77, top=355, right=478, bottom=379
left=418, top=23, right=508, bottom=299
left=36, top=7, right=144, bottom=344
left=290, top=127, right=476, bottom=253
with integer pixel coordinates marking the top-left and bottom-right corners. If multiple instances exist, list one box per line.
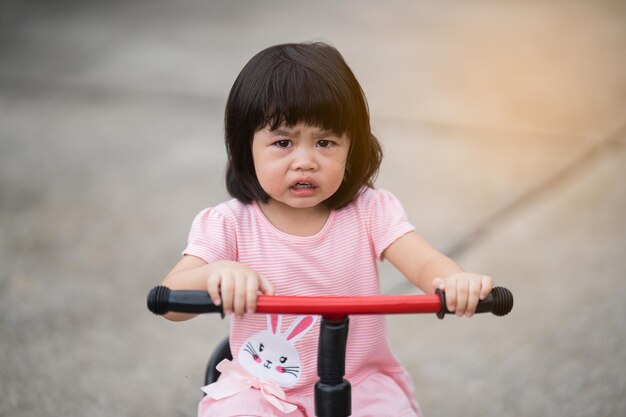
left=183, top=207, right=238, bottom=263
left=368, top=189, right=415, bottom=259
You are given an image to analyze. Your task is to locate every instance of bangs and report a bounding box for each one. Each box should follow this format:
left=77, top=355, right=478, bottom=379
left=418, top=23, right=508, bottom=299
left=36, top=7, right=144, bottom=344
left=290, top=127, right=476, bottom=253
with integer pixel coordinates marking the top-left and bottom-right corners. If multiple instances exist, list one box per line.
left=259, top=63, right=355, bottom=135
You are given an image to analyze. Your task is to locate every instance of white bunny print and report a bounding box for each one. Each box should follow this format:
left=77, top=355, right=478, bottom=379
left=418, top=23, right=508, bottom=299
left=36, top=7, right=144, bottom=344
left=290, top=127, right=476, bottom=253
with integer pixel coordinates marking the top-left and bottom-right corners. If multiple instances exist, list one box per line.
left=238, top=314, right=318, bottom=388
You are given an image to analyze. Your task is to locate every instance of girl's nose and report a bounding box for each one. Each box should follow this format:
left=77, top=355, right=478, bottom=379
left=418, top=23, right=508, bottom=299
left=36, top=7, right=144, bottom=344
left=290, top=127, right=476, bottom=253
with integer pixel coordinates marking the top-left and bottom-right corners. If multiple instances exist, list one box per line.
left=291, top=147, right=318, bottom=171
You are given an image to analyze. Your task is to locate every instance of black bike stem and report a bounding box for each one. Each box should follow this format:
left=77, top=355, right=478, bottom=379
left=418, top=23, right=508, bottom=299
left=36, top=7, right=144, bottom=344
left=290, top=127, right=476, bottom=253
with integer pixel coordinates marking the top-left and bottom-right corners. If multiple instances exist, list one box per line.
left=436, top=286, right=513, bottom=319
left=315, top=316, right=351, bottom=417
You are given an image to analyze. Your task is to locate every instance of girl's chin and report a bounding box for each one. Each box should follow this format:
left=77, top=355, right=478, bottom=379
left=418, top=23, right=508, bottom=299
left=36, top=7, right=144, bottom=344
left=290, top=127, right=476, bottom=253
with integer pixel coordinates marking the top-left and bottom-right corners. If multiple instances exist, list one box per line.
left=267, top=197, right=325, bottom=210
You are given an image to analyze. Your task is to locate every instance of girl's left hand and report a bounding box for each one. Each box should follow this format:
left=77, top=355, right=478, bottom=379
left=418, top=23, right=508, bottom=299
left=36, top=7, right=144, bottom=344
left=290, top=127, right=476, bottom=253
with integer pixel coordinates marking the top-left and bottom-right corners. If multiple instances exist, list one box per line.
left=432, top=273, right=493, bottom=317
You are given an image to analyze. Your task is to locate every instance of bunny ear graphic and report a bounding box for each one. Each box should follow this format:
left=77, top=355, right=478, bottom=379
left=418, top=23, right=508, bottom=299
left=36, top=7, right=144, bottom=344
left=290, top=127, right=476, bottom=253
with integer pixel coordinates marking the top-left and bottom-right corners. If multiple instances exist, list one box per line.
left=267, top=314, right=282, bottom=335
left=284, top=315, right=318, bottom=344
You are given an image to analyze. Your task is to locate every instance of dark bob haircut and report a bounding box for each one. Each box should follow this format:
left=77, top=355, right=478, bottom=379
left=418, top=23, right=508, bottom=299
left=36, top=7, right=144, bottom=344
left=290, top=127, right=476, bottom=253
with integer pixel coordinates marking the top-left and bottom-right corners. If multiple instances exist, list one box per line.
left=224, top=42, right=382, bottom=209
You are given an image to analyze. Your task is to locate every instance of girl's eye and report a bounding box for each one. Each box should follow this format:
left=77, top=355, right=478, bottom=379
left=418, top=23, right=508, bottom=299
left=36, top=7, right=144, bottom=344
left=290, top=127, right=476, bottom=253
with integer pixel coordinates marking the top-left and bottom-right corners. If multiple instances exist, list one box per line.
left=317, top=140, right=334, bottom=148
left=274, top=140, right=292, bottom=148
left=259, top=343, right=264, bottom=352
left=280, top=356, right=287, bottom=364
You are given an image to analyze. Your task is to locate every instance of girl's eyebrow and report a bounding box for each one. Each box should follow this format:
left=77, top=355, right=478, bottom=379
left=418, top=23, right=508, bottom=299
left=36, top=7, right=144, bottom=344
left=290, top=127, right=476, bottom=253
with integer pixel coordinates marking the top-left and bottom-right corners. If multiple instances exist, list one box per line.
left=317, top=129, right=337, bottom=137
left=270, top=128, right=339, bottom=138
left=271, top=128, right=298, bottom=137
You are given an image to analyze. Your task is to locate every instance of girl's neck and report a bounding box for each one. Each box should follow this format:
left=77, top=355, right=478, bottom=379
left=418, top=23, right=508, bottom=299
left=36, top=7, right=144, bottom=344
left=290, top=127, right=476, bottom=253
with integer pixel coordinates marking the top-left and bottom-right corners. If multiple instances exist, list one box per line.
left=257, top=199, right=331, bottom=237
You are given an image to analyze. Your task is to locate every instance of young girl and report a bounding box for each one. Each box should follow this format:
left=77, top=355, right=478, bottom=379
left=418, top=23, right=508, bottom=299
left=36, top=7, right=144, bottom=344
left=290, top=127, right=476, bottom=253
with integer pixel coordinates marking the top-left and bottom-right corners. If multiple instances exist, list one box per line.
left=162, top=42, right=494, bottom=417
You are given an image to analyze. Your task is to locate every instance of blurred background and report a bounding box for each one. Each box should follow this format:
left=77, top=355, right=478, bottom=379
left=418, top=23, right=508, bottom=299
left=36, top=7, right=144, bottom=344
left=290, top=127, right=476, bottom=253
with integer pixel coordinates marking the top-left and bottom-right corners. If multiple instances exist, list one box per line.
left=1, top=1, right=625, bottom=416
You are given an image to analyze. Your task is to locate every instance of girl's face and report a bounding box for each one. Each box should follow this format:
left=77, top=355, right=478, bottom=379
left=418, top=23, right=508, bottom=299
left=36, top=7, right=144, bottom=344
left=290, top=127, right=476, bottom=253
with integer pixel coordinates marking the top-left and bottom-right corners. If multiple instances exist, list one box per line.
left=252, top=122, right=349, bottom=211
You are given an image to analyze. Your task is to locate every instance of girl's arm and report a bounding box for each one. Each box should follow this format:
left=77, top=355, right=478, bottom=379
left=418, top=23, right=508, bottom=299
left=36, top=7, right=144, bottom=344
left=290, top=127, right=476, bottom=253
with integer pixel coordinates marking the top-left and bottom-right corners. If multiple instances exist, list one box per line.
left=162, top=255, right=275, bottom=321
left=382, top=231, right=493, bottom=317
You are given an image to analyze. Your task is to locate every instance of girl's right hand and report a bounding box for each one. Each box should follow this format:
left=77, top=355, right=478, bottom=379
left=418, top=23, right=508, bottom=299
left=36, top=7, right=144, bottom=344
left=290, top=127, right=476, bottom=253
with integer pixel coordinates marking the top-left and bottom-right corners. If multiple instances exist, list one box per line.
left=207, top=261, right=275, bottom=318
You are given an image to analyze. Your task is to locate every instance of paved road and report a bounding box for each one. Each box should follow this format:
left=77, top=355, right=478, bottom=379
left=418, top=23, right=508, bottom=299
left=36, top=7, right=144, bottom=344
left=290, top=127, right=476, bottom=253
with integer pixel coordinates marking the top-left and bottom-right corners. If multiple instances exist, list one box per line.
left=1, top=1, right=625, bottom=416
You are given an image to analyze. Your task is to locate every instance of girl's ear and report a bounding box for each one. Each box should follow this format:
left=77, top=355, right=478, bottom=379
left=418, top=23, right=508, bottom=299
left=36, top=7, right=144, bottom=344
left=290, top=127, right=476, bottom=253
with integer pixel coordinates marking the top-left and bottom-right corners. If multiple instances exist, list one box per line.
left=267, top=314, right=282, bottom=334
left=284, top=315, right=317, bottom=344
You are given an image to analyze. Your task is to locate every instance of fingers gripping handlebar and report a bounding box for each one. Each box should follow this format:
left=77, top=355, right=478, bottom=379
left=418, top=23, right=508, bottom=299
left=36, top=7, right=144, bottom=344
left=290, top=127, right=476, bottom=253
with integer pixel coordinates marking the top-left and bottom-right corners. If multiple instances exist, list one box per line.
left=147, top=285, right=513, bottom=318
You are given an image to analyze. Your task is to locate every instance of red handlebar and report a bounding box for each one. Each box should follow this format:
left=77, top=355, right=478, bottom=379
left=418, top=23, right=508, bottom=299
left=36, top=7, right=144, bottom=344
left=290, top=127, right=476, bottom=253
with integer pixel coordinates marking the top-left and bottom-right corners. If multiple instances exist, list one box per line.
left=255, top=294, right=442, bottom=315
left=147, top=286, right=513, bottom=318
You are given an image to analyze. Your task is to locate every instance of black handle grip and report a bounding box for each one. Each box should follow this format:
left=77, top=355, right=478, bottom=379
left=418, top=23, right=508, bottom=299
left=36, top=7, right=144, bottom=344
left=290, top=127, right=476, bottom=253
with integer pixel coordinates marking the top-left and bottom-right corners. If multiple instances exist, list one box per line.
left=147, top=285, right=224, bottom=316
left=436, top=286, right=513, bottom=319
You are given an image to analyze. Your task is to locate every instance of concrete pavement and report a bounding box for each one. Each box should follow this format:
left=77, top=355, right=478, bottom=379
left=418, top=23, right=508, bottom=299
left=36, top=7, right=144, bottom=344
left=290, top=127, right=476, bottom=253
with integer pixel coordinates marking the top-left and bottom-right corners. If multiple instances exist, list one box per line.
left=1, top=1, right=625, bottom=416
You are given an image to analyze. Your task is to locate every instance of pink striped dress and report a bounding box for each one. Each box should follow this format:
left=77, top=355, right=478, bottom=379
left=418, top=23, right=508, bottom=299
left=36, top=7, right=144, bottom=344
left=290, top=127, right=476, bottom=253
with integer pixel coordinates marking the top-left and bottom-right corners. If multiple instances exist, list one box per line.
left=185, top=188, right=420, bottom=416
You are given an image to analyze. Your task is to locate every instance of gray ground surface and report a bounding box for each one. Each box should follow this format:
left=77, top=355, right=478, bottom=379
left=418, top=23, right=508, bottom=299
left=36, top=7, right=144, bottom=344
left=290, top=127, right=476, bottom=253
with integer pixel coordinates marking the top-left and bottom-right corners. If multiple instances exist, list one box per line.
left=1, top=1, right=625, bottom=416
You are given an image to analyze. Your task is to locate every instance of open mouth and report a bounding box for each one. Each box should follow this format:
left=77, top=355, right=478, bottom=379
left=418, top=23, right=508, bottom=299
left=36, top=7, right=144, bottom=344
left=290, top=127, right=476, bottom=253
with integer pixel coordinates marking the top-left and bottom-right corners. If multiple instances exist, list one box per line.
left=291, top=182, right=316, bottom=190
